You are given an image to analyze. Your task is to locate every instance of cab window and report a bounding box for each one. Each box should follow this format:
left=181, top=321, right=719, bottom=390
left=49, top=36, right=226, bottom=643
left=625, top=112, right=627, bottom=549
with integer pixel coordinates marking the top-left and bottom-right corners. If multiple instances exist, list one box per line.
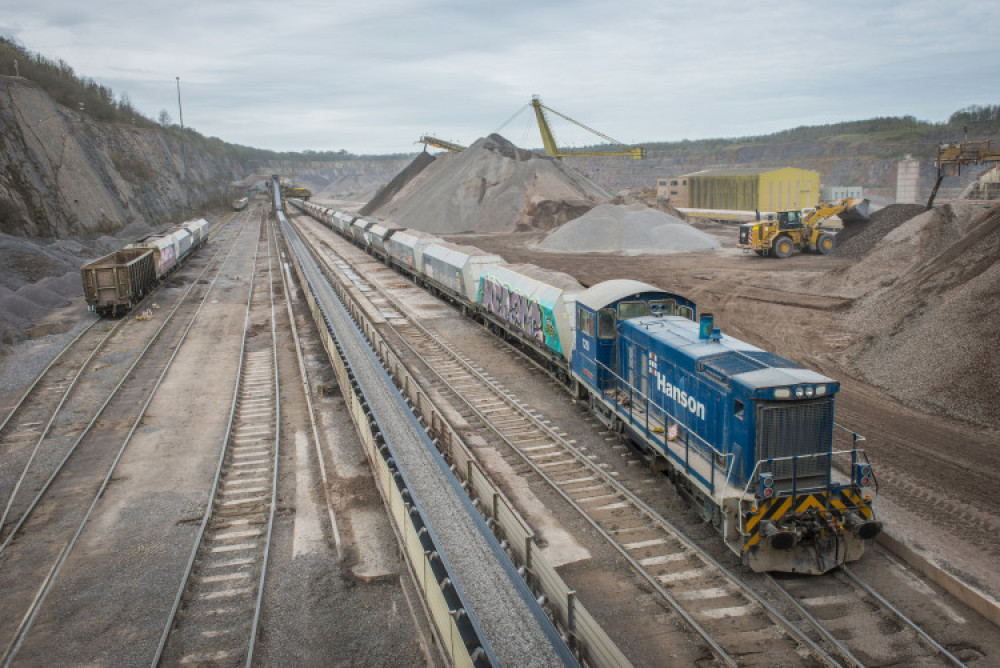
left=649, top=299, right=677, bottom=315
left=617, top=301, right=650, bottom=320
left=598, top=308, right=616, bottom=339
left=678, top=305, right=695, bottom=321
left=577, top=307, right=595, bottom=337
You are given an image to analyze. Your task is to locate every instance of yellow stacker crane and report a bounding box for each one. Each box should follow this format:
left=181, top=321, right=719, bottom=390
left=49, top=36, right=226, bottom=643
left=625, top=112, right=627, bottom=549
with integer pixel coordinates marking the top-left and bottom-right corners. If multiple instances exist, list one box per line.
left=418, top=97, right=646, bottom=160
left=418, top=135, right=467, bottom=152
left=529, top=96, right=646, bottom=160
left=738, top=198, right=870, bottom=258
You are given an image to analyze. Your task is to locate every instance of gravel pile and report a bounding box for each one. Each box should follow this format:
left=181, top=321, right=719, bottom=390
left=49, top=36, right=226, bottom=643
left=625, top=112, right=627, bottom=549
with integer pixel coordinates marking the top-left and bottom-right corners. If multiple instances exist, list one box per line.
left=834, top=204, right=926, bottom=260
left=836, top=201, right=1000, bottom=427
left=359, top=151, right=436, bottom=217
left=369, top=134, right=609, bottom=234
left=536, top=203, right=720, bottom=254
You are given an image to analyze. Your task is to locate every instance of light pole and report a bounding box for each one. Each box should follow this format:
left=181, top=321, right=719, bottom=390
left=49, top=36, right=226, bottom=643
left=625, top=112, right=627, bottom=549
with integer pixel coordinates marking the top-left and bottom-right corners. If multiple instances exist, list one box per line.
left=176, top=76, right=190, bottom=217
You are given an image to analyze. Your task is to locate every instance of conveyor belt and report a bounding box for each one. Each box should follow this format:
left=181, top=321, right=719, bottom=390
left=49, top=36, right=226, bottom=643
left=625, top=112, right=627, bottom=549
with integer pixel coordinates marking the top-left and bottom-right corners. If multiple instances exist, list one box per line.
left=279, top=214, right=576, bottom=667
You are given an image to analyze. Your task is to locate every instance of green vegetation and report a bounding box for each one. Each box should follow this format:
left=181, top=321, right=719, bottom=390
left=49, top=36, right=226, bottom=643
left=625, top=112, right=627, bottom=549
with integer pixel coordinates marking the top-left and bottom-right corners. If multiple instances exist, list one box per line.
left=641, top=108, right=1000, bottom=160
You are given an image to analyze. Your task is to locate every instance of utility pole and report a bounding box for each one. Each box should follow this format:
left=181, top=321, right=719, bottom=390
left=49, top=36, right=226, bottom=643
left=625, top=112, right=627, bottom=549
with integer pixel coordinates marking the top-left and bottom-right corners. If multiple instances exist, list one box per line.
left=176, top=76, right=190, bottom=217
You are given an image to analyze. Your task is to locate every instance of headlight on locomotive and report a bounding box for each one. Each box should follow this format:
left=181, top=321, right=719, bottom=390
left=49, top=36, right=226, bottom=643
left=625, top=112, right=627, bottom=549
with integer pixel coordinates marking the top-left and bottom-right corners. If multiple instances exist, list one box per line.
left=756, top=472, right=775, bottom=500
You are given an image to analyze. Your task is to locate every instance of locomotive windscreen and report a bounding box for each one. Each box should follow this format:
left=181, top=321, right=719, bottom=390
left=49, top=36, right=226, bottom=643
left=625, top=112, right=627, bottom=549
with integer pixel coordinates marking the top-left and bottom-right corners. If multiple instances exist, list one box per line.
left=756, top=398, right=833, bottom=482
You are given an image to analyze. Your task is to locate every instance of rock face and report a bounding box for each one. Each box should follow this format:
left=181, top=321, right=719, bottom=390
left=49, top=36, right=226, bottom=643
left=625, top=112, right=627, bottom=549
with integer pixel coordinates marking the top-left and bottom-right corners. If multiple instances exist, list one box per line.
left=367, top=134, right=610, bottom=234
left=0, top=75, right=242, bottom=238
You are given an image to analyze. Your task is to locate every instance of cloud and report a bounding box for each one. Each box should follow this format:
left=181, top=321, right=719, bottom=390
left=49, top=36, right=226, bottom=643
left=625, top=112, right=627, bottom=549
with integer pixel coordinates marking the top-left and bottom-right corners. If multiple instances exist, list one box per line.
left=4, top=0, right=998, bottom=153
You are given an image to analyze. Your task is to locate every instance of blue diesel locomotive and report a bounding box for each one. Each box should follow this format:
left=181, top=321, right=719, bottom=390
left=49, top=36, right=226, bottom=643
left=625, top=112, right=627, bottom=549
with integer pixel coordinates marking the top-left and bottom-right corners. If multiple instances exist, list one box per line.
left=573, top=285, right=880, bottom=573
left=288, top=198, right=881, bottom=573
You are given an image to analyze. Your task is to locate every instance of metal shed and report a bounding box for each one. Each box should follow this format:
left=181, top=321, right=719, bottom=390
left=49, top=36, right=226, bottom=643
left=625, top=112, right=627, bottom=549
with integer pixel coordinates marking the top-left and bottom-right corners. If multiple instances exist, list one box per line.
left=686, top=167, right=820, bottom=212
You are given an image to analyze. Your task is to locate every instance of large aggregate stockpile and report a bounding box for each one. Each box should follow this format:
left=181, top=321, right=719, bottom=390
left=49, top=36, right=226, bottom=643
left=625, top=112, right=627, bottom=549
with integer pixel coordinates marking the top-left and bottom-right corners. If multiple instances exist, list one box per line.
left=830, top=201, right=1000, bottom=427
left=537, top=204, right=719, bottom=254
left=367, top=134, right=610, bottom=234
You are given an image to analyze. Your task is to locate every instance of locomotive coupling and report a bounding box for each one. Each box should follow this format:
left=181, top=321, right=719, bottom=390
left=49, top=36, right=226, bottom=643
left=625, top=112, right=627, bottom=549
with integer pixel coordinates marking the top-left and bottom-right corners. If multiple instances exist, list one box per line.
left=844, top=512, right=883, bottom=540
left=760, top=520, right=797, bottom=551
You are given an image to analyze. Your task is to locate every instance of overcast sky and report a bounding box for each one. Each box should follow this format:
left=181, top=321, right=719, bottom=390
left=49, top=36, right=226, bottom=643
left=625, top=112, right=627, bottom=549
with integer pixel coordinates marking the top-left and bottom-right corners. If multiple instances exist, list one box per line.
left=3, top=1, right=997, bottom=155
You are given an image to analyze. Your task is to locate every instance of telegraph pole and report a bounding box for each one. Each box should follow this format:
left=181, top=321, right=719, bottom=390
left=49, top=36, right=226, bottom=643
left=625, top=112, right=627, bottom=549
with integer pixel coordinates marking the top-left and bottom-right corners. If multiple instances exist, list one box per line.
left=176, top=76, right=190, bottom=217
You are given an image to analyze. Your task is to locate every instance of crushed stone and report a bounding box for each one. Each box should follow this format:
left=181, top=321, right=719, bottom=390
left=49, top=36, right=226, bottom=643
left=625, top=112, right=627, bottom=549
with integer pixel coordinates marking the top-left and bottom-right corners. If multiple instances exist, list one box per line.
left=830, top=201, right=1000, bottom=428
left=536, top=203, right=720, bottom=254
left=368, top=134, right=609, bottom=234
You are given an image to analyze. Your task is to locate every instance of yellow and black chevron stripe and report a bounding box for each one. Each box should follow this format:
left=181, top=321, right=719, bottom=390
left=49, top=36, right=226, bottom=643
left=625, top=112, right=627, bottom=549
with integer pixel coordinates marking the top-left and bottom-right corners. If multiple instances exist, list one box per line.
left=743, top=489, right=874, bottom=551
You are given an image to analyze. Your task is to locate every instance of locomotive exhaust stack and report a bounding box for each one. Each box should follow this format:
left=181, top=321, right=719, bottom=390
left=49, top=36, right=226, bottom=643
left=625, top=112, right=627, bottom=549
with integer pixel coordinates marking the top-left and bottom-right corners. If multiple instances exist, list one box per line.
left=699, top=313, right=722, bottom=341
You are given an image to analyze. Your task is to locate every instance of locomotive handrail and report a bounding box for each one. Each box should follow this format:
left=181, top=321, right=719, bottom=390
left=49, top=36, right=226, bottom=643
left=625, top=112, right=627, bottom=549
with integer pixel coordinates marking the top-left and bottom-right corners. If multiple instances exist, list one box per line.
left=592, top=357, right=735, bottom=496
left=739, top=448, right=874, bottom=503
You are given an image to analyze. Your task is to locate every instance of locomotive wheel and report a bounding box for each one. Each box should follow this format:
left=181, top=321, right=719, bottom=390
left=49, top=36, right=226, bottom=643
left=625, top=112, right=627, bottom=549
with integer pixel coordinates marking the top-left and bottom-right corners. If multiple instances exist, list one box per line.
left=816, top=232, right=836, bottom=255
left=773, top=237, right=794, bottom=259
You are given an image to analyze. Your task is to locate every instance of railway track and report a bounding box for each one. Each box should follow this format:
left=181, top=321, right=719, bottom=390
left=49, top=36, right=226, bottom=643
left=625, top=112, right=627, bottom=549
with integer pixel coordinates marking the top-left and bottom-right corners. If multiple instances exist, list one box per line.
left=770, top=567, right=966, bottom=666
left=291, top=215, right=970, bottom=667
left=0, top=213, right=245, bottom=545
left=154, top=213, right=280, bottom=666
left=289, top=218, right=827, bottom=666
left=0, top=215, right=254, bottom=664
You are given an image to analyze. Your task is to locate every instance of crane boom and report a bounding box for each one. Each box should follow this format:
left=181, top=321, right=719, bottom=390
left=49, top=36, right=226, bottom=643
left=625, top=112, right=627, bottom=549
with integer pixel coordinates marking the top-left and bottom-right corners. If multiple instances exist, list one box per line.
left=529, top=96, right=646, bottom=160
left=418, top=135, right=467, bottom=152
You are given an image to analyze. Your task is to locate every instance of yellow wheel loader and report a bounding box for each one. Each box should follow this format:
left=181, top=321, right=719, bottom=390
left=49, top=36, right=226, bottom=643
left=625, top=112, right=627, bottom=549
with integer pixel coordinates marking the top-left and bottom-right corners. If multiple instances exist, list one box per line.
left=738, top=198, right=869, bottom=258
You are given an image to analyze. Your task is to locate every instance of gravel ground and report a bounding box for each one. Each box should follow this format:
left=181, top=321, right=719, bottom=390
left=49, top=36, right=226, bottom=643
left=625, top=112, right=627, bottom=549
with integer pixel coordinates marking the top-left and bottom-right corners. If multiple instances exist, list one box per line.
left=0, top=305, right=96, bottom=409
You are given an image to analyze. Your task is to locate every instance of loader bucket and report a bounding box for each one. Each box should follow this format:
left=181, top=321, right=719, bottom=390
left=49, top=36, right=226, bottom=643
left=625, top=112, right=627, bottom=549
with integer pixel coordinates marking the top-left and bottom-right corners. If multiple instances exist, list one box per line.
left=838, top=198, right=870, bottom=224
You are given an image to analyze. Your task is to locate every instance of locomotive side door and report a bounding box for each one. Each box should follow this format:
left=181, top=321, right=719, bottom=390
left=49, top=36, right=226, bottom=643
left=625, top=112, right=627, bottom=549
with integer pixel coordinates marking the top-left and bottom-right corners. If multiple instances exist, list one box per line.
left=595, top=307, right=617, bottom=394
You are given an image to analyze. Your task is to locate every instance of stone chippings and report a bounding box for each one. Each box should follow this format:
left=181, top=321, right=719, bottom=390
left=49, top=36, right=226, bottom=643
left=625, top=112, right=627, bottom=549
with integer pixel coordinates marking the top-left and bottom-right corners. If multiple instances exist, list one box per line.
left=369, top=134, right=610, bottom=235
left=286, top=224, right=567, bottom=667
left=829, top=201, right=1000, bottom=428
left=833, top=203, right=927, bottom=260
left=537, top=203, right=720, bottom=254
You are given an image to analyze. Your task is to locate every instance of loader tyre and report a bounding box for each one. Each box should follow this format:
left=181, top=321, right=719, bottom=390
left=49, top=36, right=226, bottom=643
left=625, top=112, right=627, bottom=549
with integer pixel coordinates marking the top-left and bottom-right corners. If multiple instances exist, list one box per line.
left=816, top=232, right=836, bottom=255
left=773, top=236, right=794, bottom=259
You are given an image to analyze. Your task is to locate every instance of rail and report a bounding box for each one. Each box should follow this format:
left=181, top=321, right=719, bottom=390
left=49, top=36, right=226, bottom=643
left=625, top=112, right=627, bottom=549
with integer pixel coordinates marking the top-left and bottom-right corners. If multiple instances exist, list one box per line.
left=279, top=213, right=498, bottom=667
left=1, top=215, right=251, bottom=666
left=153, top=209, right=279, bottom=666
left=286, top=214, right=841, bottom=666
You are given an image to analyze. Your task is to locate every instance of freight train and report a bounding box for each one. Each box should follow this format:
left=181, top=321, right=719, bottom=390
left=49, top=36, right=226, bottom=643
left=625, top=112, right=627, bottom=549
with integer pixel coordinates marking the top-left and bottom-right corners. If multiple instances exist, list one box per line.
left=289, top=198, right=881, bottom=574
left=81, top=218, right=209, bottom=316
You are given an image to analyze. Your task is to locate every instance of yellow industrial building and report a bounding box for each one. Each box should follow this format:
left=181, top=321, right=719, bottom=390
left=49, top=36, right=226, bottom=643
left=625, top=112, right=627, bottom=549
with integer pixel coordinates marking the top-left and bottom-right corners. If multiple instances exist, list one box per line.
left=659, top=167, right=820, bottom=213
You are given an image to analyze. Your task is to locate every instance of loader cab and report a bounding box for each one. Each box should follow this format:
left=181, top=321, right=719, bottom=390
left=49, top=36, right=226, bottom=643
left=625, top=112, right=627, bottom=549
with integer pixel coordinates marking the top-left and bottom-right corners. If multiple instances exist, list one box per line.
left=777, top=210, right=803, bottom=230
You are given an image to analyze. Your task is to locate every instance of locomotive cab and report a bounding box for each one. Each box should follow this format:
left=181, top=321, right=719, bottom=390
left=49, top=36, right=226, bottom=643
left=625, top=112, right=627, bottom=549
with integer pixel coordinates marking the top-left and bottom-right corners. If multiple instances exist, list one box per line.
left=572, top=280, right=695, bottom=404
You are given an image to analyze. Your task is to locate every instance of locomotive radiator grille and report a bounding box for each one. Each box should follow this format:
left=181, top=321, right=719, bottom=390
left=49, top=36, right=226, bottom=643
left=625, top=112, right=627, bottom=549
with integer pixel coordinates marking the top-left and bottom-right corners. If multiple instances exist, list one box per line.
left=756, top=399, right=833, bottom=481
